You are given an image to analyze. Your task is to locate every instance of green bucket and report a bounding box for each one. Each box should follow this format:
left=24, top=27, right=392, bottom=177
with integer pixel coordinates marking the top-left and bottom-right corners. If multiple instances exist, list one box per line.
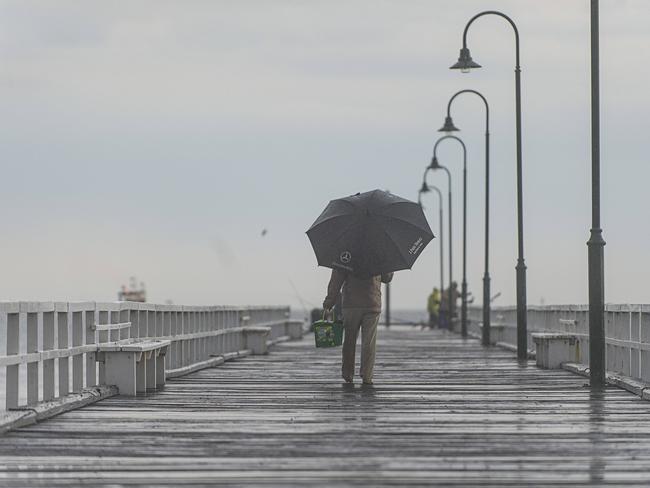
left=312, top=314, right=344, bottom=348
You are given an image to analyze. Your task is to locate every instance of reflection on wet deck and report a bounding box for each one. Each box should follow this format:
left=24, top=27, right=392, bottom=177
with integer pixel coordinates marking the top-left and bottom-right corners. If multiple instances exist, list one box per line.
left=1, top=327, right=650, bottom=487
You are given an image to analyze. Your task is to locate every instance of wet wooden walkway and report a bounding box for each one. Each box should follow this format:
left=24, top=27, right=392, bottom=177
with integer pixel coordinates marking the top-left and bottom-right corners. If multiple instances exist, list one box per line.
left=2, top=327, right=650, bottom=487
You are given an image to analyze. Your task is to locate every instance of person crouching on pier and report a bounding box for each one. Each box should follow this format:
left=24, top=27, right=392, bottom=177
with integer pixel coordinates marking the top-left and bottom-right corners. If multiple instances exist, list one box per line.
left=323, top=269, right=394, bottom=385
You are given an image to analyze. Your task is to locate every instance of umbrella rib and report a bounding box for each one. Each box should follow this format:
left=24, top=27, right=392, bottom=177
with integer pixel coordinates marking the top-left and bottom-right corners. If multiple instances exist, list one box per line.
left=376, top=202, right=432, bottom=226
left=375, top=212, right=434, bottom=236
left=370, top=214, right=414, bottom=267
left=307, top=201, right=357, bottom=232
left=307, top=214, right=353, bottom=233
left=375, top=195, right=411, bottom=208
left=320, top=218, right=363, bottom=261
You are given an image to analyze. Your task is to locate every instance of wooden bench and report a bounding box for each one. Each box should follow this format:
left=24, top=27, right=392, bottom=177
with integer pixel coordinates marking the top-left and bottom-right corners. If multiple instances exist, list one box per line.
left=95, top=321, right=170, bottom=396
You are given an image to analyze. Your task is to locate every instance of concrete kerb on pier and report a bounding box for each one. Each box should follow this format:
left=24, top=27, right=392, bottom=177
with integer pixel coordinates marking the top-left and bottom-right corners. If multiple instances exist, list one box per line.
left=0, top=385, right=117, bottom=435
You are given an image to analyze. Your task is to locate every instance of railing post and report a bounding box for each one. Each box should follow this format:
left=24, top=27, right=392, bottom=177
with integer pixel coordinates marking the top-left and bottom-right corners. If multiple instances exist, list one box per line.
left=156, top=307, right=164, bottom=339
left=119, top=303, right=131, bottom=342
left=192, top=306, right=199, bottom=363
left=146, top=305, right=156, bottom=341
left=57, top=303, right=70, bottom=397
left=42, top=307, right=56, bottom=401
left=137, top=303, right=147, bottom=339
left=207, top=307, right=215, bottom=357
left=225, top=309, right=231, bottom=353
left=107, top=303, right=119, bottom=343
left=634, top=308, right=642, bottom=380
left=85, top=305, right=97, bottom=387
left=197, top=307, right=203, bottom=360
left=128, top=303, right=139, bottom=341
left=641, top=308, right=650, bottom=383
left=163, top=306, right=172, bottom=337
left=72, top=308, right=84, bottom=392
left=217, top=307, right=224, bottom=356
left=203, top=307, right=209, bottom=356
left=182, top=307, right=190, bottom=367
left=170, top=308, right=179, bottom=369
left=26, top=304, right=39, bottom=405
left=97, top=305, right=110, bottom=384
left=4, top=304, right=20, bottom=409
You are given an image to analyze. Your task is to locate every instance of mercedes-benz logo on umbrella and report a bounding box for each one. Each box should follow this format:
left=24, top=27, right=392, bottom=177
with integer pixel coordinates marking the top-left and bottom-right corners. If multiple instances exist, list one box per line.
left=340, top=251, right=352, bottom=264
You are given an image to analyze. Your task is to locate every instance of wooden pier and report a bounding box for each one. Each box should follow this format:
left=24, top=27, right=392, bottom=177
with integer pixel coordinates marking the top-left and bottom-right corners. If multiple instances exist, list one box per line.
left=2, top=327, right=650, bottom=486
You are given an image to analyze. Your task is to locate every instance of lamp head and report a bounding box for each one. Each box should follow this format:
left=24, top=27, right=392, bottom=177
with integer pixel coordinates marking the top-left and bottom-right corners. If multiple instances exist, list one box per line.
left=429, top=155, right=440, bottom=170
left=439, top=115, right=460, bottom=133
left=419, top=181, right=430, bottom=193
left=450, top=47, right=481, bottom=73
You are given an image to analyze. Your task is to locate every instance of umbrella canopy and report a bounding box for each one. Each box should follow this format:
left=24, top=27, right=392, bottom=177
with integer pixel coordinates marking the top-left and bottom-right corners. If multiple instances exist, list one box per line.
left=307, top=189, right=434, bottom=278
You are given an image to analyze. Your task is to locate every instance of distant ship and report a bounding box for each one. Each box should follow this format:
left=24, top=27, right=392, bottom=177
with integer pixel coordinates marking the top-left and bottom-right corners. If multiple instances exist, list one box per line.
left=118, top=276, right=146, bottom=302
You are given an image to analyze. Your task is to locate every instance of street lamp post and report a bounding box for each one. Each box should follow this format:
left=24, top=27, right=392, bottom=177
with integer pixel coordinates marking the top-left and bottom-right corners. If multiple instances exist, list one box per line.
left=431, top=136, right=468, bottom=337
left=450, top=11, right=528, bottom=360
left=440, top=89, right=491, bottom=346
left=419, top=182, right=445, bottom=299
left=588, top=0, right=606, bottom=387
left=427, top=160, right=453, bottom=330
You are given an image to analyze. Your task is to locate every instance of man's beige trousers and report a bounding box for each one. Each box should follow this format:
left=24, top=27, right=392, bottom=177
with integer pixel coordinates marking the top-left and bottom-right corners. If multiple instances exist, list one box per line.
left=341, top=308, right=380, bottom=382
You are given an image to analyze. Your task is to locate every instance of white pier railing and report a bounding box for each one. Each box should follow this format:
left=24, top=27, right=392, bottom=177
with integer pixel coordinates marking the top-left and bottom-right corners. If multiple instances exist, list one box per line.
left=0, top=302, right=299, bottom=410
left=467, top=304, right=650, bottom=384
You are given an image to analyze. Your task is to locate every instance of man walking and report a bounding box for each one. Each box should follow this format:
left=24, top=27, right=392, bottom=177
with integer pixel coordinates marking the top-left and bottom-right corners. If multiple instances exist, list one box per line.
left=323, top=269, right=393, bottom=385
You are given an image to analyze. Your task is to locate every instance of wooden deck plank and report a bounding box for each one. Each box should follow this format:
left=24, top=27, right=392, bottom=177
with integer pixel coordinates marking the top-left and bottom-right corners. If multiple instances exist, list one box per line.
left=1, top=327, right=650, bottom=487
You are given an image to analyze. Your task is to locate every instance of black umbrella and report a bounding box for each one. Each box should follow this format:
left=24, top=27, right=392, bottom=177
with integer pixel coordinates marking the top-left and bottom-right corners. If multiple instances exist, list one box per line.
left=307, top=189, right=434, bottom=278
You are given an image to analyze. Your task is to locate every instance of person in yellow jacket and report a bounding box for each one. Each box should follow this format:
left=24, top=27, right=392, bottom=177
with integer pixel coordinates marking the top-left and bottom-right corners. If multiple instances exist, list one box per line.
left=426, top=287, right=441, bottom=329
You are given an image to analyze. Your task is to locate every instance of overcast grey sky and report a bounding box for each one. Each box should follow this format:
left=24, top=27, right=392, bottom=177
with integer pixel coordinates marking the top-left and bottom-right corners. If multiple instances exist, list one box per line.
left=0, top=1, right=648, bottom=310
